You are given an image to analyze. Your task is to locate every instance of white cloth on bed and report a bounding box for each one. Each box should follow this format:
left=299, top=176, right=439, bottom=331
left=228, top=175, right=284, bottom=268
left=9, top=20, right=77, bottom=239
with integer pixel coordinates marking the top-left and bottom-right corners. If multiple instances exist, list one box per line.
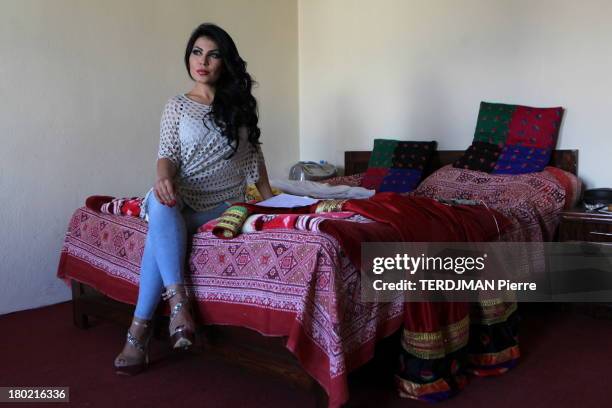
left=270, top=179, right=375, bottom=199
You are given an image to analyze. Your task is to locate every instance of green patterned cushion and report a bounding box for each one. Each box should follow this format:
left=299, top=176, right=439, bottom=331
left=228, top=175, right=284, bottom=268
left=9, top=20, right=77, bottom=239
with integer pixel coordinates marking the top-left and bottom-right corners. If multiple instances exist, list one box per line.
left=368, top=139, right=398, bottom=167
left=473, top=102, right=514, bottom=146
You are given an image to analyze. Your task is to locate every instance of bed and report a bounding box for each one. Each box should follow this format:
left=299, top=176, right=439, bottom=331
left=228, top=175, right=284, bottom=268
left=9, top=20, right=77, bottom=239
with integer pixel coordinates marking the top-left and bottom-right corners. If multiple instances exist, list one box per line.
left=57, top=149, right=579, bottom=407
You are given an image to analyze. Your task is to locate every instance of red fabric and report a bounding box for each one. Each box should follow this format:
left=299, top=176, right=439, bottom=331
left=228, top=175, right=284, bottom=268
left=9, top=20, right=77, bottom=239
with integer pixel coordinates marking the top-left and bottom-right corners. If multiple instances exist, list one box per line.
left=121, top=198, right=142, bottom=217
left=85, top=195, right=115, bottom=212
left=344, top=193, right=508, bottom=241
left=85, top=195, right=143, bottom=217
left=506, top=105, right=563, bottom=149
left=256, top=214, right=301, bottom=229
left=403, top=302, right=470, bottom=333
left=247, top=212, right=356, bottom=232
left=544, top=166, right=582, bottom=209
left=317, top=193, right=511, bottom=269
left=57, top=252, right=139, bottom=305
left=317, top=193, right=511, bottom=333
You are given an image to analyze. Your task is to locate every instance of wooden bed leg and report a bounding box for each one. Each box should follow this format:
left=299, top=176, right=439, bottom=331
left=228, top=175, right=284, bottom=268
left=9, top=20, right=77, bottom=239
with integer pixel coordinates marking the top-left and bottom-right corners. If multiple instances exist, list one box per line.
left=313, top=387, right=328, bottom=408
left=306, top=378, right=328, bottom=408
left=71, top=280, right=89, bottom=329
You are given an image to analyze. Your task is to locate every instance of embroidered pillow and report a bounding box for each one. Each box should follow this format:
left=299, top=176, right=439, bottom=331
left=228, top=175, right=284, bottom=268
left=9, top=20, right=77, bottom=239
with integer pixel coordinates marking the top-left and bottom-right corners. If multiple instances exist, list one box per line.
left=454, top=102, right=564, bottom=174
left=361, top=139, right=436, bottom=193
left=453, top=141, right=502, bottom=172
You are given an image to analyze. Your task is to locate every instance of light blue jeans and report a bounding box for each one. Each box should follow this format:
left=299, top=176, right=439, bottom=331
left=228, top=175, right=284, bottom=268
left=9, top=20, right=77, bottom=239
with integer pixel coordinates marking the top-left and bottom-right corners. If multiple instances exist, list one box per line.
left=134, top=193, right=229, bottom=320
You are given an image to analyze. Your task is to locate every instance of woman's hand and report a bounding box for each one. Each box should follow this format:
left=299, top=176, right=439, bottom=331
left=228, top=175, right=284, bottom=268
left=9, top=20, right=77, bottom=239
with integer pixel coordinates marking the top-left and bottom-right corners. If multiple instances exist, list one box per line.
left=155, top=158, right=178, bottom=206
left=154, top=177, right=177, bottom=207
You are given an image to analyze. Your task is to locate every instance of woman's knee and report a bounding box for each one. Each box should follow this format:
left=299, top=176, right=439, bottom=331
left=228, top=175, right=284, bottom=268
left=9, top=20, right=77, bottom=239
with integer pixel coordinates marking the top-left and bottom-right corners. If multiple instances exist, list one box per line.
left=147, top=192, right=180, bottom=219
left=147, top=193, right=182, bottom=227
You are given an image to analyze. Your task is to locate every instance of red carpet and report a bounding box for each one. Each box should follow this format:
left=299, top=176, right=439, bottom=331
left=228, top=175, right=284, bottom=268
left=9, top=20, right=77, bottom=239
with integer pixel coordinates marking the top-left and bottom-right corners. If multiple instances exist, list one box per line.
left=1, top=303, right=611, bottom=407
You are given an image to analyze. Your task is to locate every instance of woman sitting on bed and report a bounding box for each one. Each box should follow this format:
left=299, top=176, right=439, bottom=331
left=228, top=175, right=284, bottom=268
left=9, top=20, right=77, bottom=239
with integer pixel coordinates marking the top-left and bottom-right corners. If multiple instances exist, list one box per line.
left=114, top=23, right=274, bottom=375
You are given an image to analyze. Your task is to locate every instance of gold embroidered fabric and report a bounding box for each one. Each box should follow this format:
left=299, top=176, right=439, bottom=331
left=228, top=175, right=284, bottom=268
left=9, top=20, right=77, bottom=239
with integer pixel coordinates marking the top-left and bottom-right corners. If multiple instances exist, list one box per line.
left=401, top=315, right=470, bottom=360
left=314, top=199, right=348, bottom=213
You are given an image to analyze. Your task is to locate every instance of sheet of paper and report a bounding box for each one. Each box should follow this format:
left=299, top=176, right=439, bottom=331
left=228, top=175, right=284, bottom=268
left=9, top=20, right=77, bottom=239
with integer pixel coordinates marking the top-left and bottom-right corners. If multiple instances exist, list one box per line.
left=257, top=193, right=319, bottom=208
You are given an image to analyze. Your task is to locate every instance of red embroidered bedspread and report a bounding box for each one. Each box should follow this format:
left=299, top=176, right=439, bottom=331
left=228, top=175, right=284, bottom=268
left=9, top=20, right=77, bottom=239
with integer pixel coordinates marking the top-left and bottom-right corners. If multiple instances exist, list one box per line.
left=413, top=165, right=572, bottom=242
left=57, top=207, right=403, bottom=408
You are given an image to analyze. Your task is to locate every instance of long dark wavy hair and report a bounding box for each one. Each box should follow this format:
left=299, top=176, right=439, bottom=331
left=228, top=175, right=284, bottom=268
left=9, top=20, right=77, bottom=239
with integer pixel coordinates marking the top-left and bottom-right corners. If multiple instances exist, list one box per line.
left=184, top=23, right=260, bottom=155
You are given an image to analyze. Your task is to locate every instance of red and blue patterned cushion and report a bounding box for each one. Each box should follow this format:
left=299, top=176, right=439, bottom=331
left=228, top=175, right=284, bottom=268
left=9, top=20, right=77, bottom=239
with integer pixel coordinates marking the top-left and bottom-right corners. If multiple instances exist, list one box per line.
left=362, top=139, right=436, bottom=192
left=454, top=102, right=564, bottom=174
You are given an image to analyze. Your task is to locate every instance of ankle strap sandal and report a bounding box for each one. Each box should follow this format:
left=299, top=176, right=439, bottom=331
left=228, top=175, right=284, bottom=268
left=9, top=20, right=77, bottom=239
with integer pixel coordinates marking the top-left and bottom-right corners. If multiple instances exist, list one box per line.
left=126, top=330, right=147, bottom=353
left=162, top=287, right=195, bottom=350
left=114, top=319, right=151, bottom=376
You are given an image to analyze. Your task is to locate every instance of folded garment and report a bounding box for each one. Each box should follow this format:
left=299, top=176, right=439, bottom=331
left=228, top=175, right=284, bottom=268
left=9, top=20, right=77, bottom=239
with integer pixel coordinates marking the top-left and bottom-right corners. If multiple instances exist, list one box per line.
left=241, top=211, right=356, bottom=233
left=211, top=206, right=250, bottom=238
left=86, top=195, right=143, bottom=217
left=271, top=179, right=375, bottom=199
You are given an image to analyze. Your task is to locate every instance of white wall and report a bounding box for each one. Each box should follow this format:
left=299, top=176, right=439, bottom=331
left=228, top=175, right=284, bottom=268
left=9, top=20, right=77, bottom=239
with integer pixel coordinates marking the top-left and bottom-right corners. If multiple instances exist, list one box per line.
left=0, top=0, right=298, bottom=314
left=299, top=0, right=612, bottom=188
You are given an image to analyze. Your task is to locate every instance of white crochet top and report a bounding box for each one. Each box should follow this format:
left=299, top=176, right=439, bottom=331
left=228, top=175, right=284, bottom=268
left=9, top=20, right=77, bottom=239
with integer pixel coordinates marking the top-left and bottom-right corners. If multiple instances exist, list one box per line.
left=156, top=94, right=262, bottom=211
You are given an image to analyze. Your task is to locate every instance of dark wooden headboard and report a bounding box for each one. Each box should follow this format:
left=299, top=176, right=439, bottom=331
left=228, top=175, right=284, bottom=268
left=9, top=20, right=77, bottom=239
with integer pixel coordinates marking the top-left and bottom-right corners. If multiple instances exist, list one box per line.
left=344, top=149, right=578, bottom=177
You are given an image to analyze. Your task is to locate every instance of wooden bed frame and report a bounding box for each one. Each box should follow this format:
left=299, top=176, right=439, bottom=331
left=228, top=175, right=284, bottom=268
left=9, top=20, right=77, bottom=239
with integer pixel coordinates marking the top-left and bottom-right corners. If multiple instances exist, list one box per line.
left=70, top=149, right=578, bottom=407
